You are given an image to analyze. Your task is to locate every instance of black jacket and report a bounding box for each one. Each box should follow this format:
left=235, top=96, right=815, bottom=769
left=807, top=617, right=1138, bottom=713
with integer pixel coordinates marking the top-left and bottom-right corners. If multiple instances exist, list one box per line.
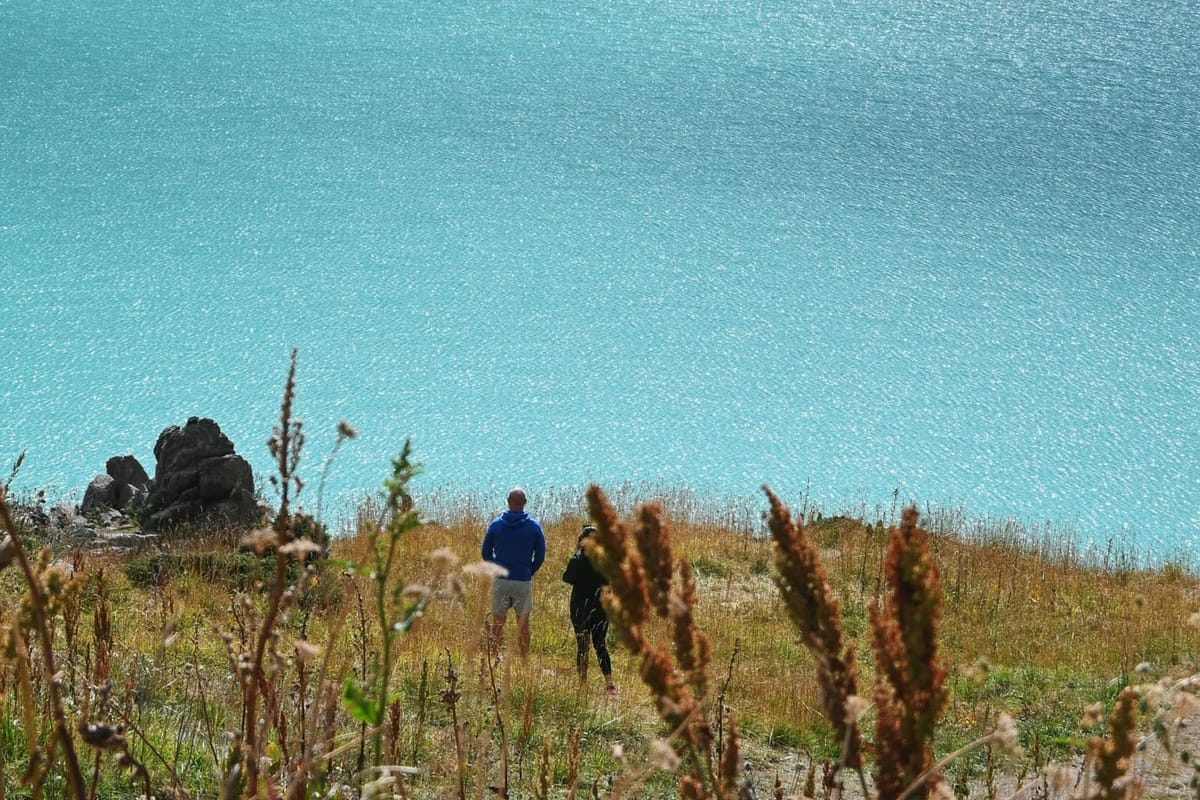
left=562, top=548, right=607, bottom=606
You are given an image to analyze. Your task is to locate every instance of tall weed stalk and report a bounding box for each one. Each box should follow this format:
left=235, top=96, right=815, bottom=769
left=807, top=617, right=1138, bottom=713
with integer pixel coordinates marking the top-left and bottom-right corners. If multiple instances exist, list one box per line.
left=584, top=484, right=740, bottom=799
left=0, top=470, right=87, bottom=799
left=336, top=439, right=424, bottom=776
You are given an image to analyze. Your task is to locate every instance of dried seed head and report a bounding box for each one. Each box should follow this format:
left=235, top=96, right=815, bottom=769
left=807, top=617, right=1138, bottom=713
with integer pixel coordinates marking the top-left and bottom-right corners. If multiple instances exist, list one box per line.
left=763, top=485, right=863, bottom=770
left=295, top=640, right=322, bottom=664
left=279, top=538, right=323, bottom=557
left=968, top=657, right=992, bottom=682
left=241, top=527, right=279, bottom=553
left=992, top=713, right=1022, bottom=756
left=430, top=547, right=460, bottom=572
left=1082, top=703, right=1105, bottom=727
left=337, top=420, right=358, bottom=439
left=361, top=772, right=396, bottom=800
left=462, top=560, right=508, bottom=578
left=79, top=722, right=126, bottom=750
left=403, top=583, right=432, bottom=600
left=649, top=739, right=680, bottom=772
left=845, top=695, right=870, bottom=723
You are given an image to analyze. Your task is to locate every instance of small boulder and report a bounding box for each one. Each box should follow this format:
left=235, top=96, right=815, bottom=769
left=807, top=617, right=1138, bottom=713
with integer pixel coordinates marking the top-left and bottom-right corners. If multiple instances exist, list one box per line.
left=106, top=454, right=150, bottom=491
left=106, top=454, right=150, bottom=511
left=81, top=473, right=116, bottom=514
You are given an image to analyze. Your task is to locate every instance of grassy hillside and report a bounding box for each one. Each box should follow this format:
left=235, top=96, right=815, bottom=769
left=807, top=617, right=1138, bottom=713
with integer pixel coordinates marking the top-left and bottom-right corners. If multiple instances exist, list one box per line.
left=2, top=358, right=1195, bottom=799
left=3, top=478, right=1196, bottom=799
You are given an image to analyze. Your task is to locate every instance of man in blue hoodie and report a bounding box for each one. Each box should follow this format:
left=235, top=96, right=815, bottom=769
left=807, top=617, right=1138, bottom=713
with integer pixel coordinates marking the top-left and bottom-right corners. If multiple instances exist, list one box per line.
left=480, top=487, right=547, bottom=659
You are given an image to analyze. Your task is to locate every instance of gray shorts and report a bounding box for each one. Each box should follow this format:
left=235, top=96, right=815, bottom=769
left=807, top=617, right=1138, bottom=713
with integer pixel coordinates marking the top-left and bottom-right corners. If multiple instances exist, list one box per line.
left=491, top=578, right=534, bottom=617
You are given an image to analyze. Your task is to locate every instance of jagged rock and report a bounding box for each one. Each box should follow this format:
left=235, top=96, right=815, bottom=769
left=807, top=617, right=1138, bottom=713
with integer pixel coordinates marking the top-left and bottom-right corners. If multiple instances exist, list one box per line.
left=117, top=483, right=149, bottom=511
left=82, top=455, right=152, bottom=514
left=143, top=417, right=260, bottom=532
left=106, top=454, right=150, bottom=510
left=25, top=497, right=142, bottom=551
left=81, top=473, right=116, bottom=514
left=50, top=502, right=78, bottom=522
left=106, top=454, right=149, bottom=489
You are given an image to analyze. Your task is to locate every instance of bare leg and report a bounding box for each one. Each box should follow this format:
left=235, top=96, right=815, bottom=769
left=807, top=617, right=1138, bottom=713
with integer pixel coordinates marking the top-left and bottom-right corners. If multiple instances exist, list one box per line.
left=516, top=612, right=531, bottom=660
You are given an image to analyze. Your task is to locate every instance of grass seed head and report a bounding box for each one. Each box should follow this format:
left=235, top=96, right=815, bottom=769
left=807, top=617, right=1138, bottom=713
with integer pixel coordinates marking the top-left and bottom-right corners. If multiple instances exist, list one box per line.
left=462, top=560, right=508, bottom=578
left=649, top=739, right=680, bottom=772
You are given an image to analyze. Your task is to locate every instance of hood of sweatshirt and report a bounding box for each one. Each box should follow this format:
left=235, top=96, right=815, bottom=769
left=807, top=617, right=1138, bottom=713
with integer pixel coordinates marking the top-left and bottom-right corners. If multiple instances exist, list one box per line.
left=501, top=509, right=530, bottom=527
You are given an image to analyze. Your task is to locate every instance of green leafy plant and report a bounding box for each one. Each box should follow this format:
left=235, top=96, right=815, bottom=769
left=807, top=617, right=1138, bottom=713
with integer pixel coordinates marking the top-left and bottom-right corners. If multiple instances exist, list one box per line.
left=335, top=439, right=424, bottom=773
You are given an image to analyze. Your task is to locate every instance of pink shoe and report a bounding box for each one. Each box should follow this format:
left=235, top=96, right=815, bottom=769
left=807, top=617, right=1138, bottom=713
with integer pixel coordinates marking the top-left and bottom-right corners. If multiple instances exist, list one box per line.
left=606, top=684, right=619, bottom=697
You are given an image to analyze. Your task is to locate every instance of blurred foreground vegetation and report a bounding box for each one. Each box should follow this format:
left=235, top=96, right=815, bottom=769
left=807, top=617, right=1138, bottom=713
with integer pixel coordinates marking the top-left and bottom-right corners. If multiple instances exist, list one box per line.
left=2, top=356, right=1195, bottom=799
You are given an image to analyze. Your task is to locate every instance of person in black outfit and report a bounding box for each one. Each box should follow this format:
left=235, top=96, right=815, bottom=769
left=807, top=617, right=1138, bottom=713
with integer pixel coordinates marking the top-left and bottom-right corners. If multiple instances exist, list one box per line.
left=562, top=525, right=618, bottom=695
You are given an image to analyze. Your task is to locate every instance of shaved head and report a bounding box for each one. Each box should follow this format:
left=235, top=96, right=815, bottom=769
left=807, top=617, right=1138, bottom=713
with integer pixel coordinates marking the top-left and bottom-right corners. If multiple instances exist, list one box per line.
left=507, top=487, right=527, bottom=510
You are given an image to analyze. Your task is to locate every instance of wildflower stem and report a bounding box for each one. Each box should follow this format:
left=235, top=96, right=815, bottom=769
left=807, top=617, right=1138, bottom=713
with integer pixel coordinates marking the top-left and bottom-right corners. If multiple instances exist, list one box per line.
left=245, top=349, right=300, bottom=797
left=895, top=732, right=1002, bottom=800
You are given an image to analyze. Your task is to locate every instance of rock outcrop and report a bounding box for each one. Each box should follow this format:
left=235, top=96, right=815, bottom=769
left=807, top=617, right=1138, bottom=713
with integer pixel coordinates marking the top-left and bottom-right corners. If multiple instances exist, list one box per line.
left=19, top=419, right=263, bottom=551
left=80, top=454, right=152, bottom=514
left=143, top=417, right=261, bottom=531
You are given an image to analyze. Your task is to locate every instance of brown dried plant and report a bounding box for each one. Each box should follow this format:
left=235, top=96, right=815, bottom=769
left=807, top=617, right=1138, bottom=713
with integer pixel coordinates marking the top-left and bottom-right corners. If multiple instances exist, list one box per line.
left=717, top=714, right=742, bottom=800
left=0, top=485, right=88, bottom=799
left=536, top=738, right=553, bottom=800
left=870, top=506, right=948, bottom=800
left=673, top=558, right=713, bottom=702
left=1086, top=686, right=1138, bottom=800
left=565, top=726, right=582, bottom=800
left=635, top=502, right=674, bottom=618
left=762, top=485, right=864, bottom=779
left=583, top=485, right=651, bottom=652
left=227, top=348, right=334, bottom=798
left=585, top=484, right=732, bottom=798
left=239, top=348, right=307, bottom=798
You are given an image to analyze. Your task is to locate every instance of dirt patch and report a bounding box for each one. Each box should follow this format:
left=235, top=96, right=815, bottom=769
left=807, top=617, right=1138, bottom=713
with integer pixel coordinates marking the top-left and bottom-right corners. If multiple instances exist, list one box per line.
left=734, top=678, right=1200, bottom=800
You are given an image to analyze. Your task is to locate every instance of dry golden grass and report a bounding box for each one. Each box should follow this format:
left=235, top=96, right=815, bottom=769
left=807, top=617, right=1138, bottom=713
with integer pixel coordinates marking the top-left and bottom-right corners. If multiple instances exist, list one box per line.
left=4, top=478, right=1198, bottom=799
left=2, top=358, right=1197, bottom=799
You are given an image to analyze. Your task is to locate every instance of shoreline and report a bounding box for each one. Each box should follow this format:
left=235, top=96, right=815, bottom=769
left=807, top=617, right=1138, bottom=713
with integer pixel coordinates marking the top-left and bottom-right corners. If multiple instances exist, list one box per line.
left=11, top=472, right=1193, bottom=573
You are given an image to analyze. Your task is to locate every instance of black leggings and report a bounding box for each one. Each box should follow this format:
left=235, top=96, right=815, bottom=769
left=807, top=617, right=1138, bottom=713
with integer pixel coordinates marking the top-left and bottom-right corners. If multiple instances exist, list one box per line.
left=571, top=601, right=611, bottom=677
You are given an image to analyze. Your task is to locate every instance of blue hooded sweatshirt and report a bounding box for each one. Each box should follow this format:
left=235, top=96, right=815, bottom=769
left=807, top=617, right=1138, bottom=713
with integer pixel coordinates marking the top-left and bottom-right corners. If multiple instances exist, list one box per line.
left=481, top=509, right=547, bottom=582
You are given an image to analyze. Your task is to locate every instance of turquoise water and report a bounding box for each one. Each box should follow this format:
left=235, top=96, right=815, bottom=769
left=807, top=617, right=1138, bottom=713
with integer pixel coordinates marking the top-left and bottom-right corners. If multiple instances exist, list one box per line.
left=2, top=1, right=1197, bottom=553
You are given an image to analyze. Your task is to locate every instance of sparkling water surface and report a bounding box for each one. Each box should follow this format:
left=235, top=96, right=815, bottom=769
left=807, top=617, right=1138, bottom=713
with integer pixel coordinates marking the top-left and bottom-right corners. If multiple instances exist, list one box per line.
left=2, top=1, right=1197, bottom=555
